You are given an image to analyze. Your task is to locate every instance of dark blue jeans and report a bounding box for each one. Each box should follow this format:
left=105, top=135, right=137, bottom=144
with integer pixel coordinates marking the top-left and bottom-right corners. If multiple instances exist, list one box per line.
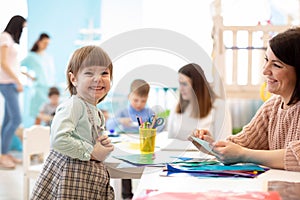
left=0, top=83, right=22, bottom=154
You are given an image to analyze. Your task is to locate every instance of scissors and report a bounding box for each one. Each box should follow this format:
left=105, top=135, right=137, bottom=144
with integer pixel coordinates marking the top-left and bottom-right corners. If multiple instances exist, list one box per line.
left=150, top=117, right=164, bottom=128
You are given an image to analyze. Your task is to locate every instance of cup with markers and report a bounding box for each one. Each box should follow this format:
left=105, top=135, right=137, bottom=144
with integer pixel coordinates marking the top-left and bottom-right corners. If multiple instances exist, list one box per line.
left=136, top=115, right=164, bottom=154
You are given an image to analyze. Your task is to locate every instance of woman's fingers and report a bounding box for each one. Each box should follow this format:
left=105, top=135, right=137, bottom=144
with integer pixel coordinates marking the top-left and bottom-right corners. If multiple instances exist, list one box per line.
left=202, top=135, right=214, bottom=143
left=213, top=141, right=227, bottom=147
left=192, top=129, right=210, bottom=139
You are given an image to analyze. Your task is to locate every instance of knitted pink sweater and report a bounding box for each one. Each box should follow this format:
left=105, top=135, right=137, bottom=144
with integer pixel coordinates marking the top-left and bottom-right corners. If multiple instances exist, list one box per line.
left=228, top=95, right=300, bottom=171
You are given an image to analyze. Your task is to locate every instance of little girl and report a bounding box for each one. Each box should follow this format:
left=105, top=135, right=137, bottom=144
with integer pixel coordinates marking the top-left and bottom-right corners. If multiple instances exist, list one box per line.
left=31, top=46, right=115, bottom=199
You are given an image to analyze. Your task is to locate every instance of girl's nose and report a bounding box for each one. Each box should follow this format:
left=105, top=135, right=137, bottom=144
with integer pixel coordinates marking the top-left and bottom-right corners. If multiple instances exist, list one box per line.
left=93, top=74, right=103, bottom=82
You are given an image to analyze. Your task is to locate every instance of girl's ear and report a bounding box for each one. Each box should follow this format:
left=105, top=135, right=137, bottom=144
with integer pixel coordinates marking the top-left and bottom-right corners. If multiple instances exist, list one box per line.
left=69, top=72, right=77, bottom=87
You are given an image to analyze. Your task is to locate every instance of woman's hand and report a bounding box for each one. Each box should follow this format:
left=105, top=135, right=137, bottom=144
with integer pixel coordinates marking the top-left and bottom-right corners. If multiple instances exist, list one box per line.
left=192, top=129, right=214, bottom=143
left=212, top=141, right=245, bottom=165
left=16, top=82, right=23, bottom=92
left=188, top=129, right=215, bottom=155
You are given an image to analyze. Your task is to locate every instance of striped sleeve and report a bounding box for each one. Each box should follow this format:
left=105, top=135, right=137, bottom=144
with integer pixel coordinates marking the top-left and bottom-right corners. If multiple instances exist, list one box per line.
left=285, top=141, right=300, bottom=171
left=227, top=97, right=276, bottom=150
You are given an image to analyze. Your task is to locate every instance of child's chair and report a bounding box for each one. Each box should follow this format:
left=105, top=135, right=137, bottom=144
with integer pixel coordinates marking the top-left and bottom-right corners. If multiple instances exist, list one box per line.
left=23, top=125, right=50, bottom=200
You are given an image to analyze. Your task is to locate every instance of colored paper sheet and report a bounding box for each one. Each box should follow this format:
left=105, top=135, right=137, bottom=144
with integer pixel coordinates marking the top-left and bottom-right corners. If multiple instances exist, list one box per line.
left=165, top=163, right=268, bottom=178
left=135, top=190, right=281, bottom=200
left=190, top=136, right=216, bottom=155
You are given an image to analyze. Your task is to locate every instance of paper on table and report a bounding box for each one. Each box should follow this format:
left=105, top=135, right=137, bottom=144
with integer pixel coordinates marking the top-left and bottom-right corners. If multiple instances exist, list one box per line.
left=165, top=164, right=268, bottom=178
left=190, top=136, right=217, bottom=156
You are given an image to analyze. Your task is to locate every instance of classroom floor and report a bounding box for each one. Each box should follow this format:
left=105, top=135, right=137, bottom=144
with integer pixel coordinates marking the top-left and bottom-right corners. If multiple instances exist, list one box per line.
left=0, top=151, right=139, bottom=200
left=0, top=151, right=23, bottom=200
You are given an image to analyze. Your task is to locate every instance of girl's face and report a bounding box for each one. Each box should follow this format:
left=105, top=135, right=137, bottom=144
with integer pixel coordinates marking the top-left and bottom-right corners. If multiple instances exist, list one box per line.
left=178, top=73, right=193, bottom=101
left=263, top=47, right=297, bottom=103
left=69, top=66, right=111, bottom=105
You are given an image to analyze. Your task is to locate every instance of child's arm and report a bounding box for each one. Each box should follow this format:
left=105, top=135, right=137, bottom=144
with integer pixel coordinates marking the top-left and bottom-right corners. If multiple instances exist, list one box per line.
left=51, top=99, right=94, bottom=161
left=37, top=112, right=53, bottom=124
left=106, top=109, right=130, bottom=130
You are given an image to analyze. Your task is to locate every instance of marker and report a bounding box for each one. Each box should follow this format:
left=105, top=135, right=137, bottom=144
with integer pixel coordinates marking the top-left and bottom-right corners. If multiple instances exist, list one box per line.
left=136, top=115, right=141, bottom=126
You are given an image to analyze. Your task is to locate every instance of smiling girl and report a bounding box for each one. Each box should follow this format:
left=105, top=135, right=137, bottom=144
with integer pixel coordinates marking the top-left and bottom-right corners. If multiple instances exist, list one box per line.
left=31, top=46, right=115, bottom=199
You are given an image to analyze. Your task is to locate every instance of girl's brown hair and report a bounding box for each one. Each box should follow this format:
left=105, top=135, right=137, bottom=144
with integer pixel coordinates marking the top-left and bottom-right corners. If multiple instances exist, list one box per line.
left=176, top=63, right=215, bottom=118
left=66, top=45, right=113, bottom=102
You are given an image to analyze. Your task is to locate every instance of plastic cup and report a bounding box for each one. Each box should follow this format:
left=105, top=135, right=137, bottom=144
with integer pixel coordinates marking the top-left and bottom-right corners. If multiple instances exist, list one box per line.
left=139, top=128, right=156, bottom=154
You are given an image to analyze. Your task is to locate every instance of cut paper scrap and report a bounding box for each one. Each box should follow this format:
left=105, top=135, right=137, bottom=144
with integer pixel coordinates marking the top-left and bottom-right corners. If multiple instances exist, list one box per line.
left=190, top=136, right=217, bottom=156
left=113, top=153, right=218, bottom=167
left=169, top=156, right=194, bottom=161
left=113, top=153, right=173, bottom=167
left=171, top=160, right=219, bottom=167
left=113, top=154, right=156, bottom=166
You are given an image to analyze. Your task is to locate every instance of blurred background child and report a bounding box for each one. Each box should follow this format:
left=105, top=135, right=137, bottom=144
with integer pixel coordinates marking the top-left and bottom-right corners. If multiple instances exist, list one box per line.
left=106, top=79, right=164, bottom=199
left=106, top=79, right=161, bottom=133
left=36, top=86, right=60, bottom=126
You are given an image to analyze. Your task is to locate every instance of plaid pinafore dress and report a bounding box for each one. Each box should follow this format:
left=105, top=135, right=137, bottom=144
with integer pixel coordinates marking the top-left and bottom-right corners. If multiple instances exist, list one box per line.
left=31, top=99, right=114, bottom=200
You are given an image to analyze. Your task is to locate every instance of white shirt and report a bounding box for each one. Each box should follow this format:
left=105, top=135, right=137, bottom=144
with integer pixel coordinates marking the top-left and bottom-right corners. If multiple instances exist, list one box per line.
left=167, top=98, right=232, bottom=141
left=0, top=32, right=21, bottom=84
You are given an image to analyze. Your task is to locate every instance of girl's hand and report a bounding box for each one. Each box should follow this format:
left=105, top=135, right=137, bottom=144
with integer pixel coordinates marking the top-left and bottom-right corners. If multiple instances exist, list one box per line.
left=91, top=142, right=114, bottom=161
left=98, top=135, right=113, bottom=148
left=213, top=141, right=245, bottom=165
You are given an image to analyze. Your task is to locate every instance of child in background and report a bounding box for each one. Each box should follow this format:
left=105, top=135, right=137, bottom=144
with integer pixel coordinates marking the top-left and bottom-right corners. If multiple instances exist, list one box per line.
left=36, top=86, right=60, bottom=126
left=106, top=79, right=156, bottom=133
left=106, top=79, right=162, bottom=200
left=31, top=46, right=115, bottom=199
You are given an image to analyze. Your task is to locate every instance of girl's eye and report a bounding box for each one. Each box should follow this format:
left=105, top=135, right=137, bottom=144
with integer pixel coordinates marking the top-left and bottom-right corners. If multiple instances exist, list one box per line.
left=84, top=72, right=93, bottom=76
left=101, top=71, right=109, bottom=76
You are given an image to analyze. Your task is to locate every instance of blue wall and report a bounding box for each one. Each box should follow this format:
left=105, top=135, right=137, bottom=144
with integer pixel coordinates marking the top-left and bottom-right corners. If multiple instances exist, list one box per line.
left=27, top=0, right=101, bottom=84
left=23, top=0, right=101, bottom=127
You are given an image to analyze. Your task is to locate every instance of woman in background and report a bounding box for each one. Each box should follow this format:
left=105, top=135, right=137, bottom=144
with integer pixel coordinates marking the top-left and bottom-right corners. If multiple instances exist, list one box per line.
left=0, top=15, right=26, bottom=169
left=168, top=63, right=232, bottom=141
left=21, top=33, right=54, bottom=120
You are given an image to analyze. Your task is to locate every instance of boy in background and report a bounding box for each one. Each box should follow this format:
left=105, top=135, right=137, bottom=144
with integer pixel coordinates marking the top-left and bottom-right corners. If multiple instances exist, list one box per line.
left=106, top=79, right=156, bottom=199
left=106, top=79, right=155, bottom=133
left=35, top=87, right=60, bottom=126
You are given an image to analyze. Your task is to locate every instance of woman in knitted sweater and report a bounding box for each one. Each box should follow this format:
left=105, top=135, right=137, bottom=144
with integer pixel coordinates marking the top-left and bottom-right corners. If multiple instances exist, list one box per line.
left=191, top=27, right=300, bottom=171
